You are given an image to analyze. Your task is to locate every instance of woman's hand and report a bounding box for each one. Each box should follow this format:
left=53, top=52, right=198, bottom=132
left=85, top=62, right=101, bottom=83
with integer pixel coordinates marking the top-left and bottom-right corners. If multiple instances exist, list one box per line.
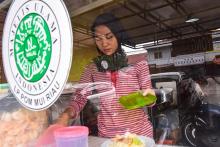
left=142, top=88, right=155, bottom=96
left=55, top=112, right=70, bottom=126
left=142, top=88, right=156, bottom=107
left=55, top=107, right=76, bottom=126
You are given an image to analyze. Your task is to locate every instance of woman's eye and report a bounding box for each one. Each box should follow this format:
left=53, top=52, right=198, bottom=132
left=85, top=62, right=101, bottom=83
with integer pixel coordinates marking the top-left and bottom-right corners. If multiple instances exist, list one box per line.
left=106, top=35, right=113, bottom=39
left=94, top=33, right=113, bottom=41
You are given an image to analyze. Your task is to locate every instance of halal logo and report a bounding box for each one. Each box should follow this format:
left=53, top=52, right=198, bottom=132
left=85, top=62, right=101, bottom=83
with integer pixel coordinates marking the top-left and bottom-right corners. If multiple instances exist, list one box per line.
left=3, top=0, right=72, bottom=110
left=14, top=13, right=52, bottom=82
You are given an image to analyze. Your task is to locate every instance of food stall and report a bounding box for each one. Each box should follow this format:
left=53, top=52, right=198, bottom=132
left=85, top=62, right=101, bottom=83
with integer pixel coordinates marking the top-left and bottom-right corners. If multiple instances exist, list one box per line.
left=0, top=85, right=185, bottom=147
left=1, top=0, right=220, bottom=147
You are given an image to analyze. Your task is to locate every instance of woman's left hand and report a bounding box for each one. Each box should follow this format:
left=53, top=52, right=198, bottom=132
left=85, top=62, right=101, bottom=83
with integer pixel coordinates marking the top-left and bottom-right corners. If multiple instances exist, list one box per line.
left=142, top=88, right=155, bottom=96
left=142, top=88, right=156, bottom=107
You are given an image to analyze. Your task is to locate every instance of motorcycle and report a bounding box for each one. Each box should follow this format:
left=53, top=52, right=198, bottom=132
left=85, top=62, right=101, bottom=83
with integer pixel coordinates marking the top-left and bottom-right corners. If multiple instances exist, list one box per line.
left=178, top=78, right=220, bottom=147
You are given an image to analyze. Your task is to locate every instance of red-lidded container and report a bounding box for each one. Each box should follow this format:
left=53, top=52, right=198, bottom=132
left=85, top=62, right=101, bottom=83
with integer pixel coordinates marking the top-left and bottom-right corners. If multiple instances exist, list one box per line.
left=54, top=126, right=89, bottom=147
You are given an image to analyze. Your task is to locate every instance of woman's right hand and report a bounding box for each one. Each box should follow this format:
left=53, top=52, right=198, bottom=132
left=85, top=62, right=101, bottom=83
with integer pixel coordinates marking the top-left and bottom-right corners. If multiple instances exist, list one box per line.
left=55, top=107, right=76, bottom=126
left=55, top=112, right=70, bottom=126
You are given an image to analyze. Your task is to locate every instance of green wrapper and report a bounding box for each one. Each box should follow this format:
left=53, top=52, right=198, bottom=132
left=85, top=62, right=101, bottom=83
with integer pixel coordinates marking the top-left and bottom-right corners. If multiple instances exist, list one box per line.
left=119, top=91, right=157, bottom=110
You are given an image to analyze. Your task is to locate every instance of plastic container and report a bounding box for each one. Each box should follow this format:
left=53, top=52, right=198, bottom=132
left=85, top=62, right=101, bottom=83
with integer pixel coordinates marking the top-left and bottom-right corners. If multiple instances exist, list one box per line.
left=0, top=95, right=48, bottom=147
left=54, top=126, right=89, bottom=147
left=36, top=124, right=64, bottom=147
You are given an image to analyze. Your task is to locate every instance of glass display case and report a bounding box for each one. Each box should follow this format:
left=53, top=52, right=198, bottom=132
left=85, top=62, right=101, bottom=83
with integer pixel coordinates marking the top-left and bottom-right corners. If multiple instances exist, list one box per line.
left=149, top=72, right=184, bottom=145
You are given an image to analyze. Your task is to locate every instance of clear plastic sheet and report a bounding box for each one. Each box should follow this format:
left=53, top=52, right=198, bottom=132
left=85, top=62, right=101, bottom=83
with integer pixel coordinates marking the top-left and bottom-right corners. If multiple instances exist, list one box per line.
left=49, top=93, right=81, bottom=125
left=49, top=82, right=115, bottom=124
left=0, top=94, right=48, bottom=147
left=72, top=82, right=115, bottom=100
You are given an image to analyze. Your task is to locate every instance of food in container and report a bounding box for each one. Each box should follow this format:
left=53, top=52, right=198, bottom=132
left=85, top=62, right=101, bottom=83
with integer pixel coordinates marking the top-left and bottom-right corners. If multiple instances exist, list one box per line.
left=109, top=133, right=144, bottom=147
left=0, top=96, right=48, bottom=147
left=101, top=132, right=155, bottom=147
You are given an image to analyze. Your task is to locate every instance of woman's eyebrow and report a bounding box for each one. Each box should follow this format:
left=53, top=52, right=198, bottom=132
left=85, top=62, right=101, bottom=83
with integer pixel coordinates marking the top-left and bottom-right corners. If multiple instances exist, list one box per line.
left=105, top=32, right=113, bottom=36
left=95, top=32, right=112, bottom=37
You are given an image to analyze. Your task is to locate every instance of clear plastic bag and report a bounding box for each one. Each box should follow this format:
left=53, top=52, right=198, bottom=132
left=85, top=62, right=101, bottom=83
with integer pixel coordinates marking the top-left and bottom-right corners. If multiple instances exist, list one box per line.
left=49, top=93, right=81, bottom=125
left=0, top=94, right=48, bottom=147
left=48, top=82, right=115, bottom=125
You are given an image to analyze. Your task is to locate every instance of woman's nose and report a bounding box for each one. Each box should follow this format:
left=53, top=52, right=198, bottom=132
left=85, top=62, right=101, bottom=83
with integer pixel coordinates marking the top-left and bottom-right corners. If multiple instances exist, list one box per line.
left=101, top=38, right=108, bottom=47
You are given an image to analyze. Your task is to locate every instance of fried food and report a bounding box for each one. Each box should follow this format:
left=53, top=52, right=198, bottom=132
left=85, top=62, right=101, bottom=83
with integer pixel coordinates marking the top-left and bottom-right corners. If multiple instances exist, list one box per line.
left=109, top=133, right=144, bottom=147
left=0, top=108, right=48, bottom=147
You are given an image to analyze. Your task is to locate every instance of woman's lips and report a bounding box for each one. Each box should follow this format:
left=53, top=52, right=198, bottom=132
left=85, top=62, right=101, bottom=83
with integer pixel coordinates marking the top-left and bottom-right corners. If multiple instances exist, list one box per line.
left=103, top=49, right=111, bottom=52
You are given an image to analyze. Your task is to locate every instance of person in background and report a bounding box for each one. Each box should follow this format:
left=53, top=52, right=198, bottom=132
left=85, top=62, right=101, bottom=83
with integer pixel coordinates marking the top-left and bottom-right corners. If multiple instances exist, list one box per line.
left=193, top=74, right=220, bottom=105
left=56, top=12, right=155, bottom=138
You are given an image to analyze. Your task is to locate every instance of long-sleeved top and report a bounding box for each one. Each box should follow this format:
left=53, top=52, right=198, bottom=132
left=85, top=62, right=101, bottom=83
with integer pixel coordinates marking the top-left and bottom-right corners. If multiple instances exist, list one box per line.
left=69, top=60, right=153, bottom=138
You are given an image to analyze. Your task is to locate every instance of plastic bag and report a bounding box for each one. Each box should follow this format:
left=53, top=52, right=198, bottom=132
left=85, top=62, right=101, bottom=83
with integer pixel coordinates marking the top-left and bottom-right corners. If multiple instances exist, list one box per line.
left=49, top=82, right=115, bottom=123
left=49, top=94, right=76, bottom=124
left=0, top=94, right=48, bottom=147
left=48, top=82, right=81, bottom=125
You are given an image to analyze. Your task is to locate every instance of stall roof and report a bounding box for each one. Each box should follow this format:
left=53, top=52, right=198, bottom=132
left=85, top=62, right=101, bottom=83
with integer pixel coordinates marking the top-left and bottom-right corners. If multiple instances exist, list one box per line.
left=1, top=0, right=220, bottom=48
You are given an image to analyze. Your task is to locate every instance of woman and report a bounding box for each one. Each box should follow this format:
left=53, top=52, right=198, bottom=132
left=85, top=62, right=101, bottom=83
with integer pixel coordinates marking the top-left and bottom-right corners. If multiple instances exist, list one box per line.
left=57, top=13, right=155, bottom=138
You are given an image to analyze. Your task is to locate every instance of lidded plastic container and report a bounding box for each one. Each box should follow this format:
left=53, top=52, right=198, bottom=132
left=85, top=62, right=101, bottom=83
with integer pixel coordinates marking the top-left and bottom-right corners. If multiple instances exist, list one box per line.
left=54, top=126, right=89, bottom=147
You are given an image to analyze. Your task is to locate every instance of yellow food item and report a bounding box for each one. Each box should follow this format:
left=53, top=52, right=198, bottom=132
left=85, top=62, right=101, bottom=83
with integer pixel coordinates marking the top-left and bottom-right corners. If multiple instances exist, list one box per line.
left=109, top=133, right=144, bottom=147
left=0, top=89, right=8, bottom=94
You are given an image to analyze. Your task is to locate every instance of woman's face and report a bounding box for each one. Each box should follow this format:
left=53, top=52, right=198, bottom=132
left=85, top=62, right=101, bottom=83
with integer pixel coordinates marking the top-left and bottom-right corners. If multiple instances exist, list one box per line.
left=94, top=25, right=118, bottom=55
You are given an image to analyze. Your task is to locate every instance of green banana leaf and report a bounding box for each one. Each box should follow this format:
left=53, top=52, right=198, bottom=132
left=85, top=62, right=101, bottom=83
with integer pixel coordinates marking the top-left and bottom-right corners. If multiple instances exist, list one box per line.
left=119, top=92, right=157, bottom=110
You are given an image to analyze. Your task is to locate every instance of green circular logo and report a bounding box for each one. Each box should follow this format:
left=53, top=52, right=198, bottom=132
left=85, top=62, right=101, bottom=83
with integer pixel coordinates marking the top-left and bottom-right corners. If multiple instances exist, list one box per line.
left=14, top=13, right=52, bottom=82
left=3, top=0, right=72, bottom=110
